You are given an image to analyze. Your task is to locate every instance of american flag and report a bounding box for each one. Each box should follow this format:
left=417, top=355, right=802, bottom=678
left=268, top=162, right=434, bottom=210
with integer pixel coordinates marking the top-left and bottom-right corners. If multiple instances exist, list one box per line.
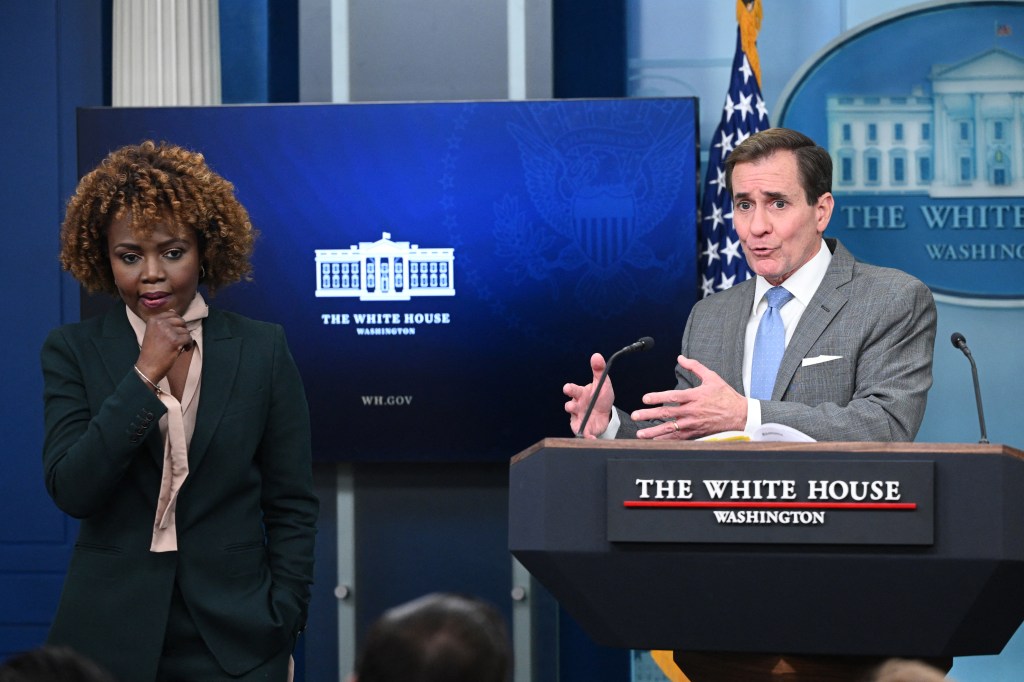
left=698, top=24, right=770, bottom=297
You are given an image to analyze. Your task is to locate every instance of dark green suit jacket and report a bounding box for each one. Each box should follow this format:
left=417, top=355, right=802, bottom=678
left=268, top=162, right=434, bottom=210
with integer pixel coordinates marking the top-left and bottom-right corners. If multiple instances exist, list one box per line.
left=41, top=305, right=318, bottom=682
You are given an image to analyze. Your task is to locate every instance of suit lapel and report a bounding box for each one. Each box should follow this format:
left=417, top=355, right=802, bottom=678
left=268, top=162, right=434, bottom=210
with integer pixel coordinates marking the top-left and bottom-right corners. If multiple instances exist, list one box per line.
left=773, top=240, right=853, bottom=399
left=95, top=305, right=140, bottom=381
left=722, top=284, right=753, bottom=393
left=189, top=308, right=241, bottom=472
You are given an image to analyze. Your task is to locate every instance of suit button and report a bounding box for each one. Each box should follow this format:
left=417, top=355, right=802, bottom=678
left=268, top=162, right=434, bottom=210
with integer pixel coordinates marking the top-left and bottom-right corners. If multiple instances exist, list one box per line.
left=129, top=435, right=139, bottom=443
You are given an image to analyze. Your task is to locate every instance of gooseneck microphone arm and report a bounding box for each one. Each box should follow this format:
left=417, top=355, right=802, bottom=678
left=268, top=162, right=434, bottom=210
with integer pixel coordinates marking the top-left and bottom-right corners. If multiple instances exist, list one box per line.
left=576, top=337, right=654, bottom=438
left=951, top=332, right=989, bottom=444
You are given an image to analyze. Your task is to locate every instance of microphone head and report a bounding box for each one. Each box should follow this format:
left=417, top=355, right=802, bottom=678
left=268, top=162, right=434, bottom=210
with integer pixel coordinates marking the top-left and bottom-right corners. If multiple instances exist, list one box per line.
left=613, top=336, right=656, bottom=358
left=951, top=332, right=967, bottom=349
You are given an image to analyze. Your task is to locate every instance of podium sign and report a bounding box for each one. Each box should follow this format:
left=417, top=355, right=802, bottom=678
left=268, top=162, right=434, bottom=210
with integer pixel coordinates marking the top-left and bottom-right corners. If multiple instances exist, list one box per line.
left=607, top=458, right=934, bottom=545
left=509, top=438, right=1024, bottom=657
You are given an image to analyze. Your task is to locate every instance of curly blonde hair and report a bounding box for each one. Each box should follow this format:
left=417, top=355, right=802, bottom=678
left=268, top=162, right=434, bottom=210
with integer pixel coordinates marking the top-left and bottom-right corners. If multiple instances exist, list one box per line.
left=60, top=140, right=257, bottom=294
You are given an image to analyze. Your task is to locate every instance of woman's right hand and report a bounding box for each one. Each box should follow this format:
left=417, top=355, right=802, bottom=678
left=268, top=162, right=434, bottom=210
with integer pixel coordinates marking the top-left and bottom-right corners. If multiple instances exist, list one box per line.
left=135, top=310, right=193, bottom=384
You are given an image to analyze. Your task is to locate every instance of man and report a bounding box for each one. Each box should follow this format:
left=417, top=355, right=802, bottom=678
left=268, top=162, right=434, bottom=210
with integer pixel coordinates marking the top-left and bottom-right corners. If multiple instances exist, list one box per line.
left=564, top=127, right=937, bottom=442
left=349, top=593, right=511, bottom=682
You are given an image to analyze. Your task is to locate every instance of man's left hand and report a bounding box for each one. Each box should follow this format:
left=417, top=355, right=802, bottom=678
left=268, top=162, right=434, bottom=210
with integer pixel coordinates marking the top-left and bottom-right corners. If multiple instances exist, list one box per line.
left=631, top=356, right=748, bottom=439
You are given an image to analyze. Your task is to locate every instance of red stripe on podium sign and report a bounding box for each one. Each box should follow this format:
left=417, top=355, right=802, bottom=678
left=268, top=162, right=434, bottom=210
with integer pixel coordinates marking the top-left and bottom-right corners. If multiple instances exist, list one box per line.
left=624, top=500, right=917, bottom=510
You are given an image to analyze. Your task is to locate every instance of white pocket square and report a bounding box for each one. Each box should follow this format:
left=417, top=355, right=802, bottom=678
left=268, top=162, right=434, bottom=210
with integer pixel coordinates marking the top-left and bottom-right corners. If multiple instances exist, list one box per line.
left=801, top=354, right=842, bottom=367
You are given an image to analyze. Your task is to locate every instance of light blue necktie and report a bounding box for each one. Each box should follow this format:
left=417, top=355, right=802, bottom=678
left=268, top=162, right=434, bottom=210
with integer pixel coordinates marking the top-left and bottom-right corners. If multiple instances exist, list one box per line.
left=750, top=286, right=794, bottom=401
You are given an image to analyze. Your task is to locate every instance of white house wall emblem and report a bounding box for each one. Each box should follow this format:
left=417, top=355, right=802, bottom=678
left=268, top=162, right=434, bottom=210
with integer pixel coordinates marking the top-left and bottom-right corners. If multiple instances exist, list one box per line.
left=315, top=232, right=455, bottom=301
left=777, top=2, right=1024, bottom=304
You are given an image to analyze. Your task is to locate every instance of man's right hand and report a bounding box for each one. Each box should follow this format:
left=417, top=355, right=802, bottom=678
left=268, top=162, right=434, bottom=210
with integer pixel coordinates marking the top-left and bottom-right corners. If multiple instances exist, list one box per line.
left=563, top=353, right=615, bottom=438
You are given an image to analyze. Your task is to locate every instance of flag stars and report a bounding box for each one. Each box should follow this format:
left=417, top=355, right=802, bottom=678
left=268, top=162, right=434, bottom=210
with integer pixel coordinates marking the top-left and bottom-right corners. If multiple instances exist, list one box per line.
left=715, top=129, right=735, bottom=155
left=709, top=167, right=727, bottom=196
left=721, top=236, right=743, bottom=265
left=723, top=93, right=737, bottom=120
left=739, top=55, right=754, bottom=84
left=698, top=35, right=767, bottom=299
left=756, top=95, right=769, bottom=122
left=736, top=92, right=754, bottom=120
left=701, top=275, right=717, bottom=298
left=704, top=203, right=725, bottom=231
left=702, top=238, right=721, bottom=267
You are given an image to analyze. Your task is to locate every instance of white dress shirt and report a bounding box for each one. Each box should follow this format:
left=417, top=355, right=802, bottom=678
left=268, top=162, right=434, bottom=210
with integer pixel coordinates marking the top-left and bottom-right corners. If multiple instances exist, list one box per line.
left=743, top=240, right=832, bottom=430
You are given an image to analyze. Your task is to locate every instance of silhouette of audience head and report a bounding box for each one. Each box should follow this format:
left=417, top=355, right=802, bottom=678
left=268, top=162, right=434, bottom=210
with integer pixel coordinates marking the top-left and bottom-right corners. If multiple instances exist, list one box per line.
left=870, top=658, right=952, bottom=682
left=0, top=645, right=117, bottom=682
left=352, top=592, right=511, bottom=682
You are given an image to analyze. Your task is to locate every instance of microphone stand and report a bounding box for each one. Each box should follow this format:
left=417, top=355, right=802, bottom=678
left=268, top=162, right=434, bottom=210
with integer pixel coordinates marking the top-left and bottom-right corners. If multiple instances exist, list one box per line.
left=576, top=337, right=653, bottom=438
left=951, top=333, right=989, bottom=444
left=965, top=349, right=989, bottom=444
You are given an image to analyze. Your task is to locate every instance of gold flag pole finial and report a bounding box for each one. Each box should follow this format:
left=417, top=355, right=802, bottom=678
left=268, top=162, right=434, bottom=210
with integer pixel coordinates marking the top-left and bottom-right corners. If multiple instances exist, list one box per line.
left=737, top=0, right=764, bottom=87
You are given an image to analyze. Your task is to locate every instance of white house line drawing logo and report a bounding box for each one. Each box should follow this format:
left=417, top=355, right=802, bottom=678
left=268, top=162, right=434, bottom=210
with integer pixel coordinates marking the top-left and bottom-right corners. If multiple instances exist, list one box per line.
left=827, top=48, right=1024, bottom=198
left=315, top=232, right=455, bottom=301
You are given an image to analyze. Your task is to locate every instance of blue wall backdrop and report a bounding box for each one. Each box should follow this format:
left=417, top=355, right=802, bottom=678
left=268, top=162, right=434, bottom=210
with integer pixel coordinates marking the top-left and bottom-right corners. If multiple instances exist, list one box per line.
left=0, top=0, right=106, bottom=662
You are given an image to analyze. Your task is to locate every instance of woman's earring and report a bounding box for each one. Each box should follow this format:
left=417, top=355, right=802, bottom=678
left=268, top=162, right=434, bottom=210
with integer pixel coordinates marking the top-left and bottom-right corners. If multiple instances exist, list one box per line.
left=199, top=265, right=207, bottom=281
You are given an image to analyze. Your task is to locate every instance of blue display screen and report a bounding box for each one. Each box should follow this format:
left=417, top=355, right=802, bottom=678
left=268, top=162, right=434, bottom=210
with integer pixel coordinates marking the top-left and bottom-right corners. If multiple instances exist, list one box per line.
left=77, top=99, right=699, bottom=461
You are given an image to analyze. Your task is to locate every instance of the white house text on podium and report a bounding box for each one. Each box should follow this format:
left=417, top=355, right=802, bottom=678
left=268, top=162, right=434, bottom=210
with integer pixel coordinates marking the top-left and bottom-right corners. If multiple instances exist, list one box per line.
left=315, top=232, right=455, bottom=301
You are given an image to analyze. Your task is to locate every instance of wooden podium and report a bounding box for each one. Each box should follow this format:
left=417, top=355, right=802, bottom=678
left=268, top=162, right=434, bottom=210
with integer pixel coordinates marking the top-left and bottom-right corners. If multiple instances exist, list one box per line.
left=508, top=439, right=1024, bottom=681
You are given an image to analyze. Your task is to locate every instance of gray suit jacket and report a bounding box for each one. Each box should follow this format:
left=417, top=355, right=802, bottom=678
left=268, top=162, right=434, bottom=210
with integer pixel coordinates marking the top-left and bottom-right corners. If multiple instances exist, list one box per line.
left=618, top=239, right=937, bottom=441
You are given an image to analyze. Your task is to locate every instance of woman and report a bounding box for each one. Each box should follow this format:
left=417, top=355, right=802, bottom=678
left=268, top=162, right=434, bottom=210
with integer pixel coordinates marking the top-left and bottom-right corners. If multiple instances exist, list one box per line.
left=42, top=141, right=318, bottom=681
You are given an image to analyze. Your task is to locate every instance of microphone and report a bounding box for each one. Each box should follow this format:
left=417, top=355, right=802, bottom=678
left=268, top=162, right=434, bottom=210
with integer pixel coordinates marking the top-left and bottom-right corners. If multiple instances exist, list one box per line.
left=576, top=337, right=655, bottom=438
left=950, top=332, right=988, bottom=444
